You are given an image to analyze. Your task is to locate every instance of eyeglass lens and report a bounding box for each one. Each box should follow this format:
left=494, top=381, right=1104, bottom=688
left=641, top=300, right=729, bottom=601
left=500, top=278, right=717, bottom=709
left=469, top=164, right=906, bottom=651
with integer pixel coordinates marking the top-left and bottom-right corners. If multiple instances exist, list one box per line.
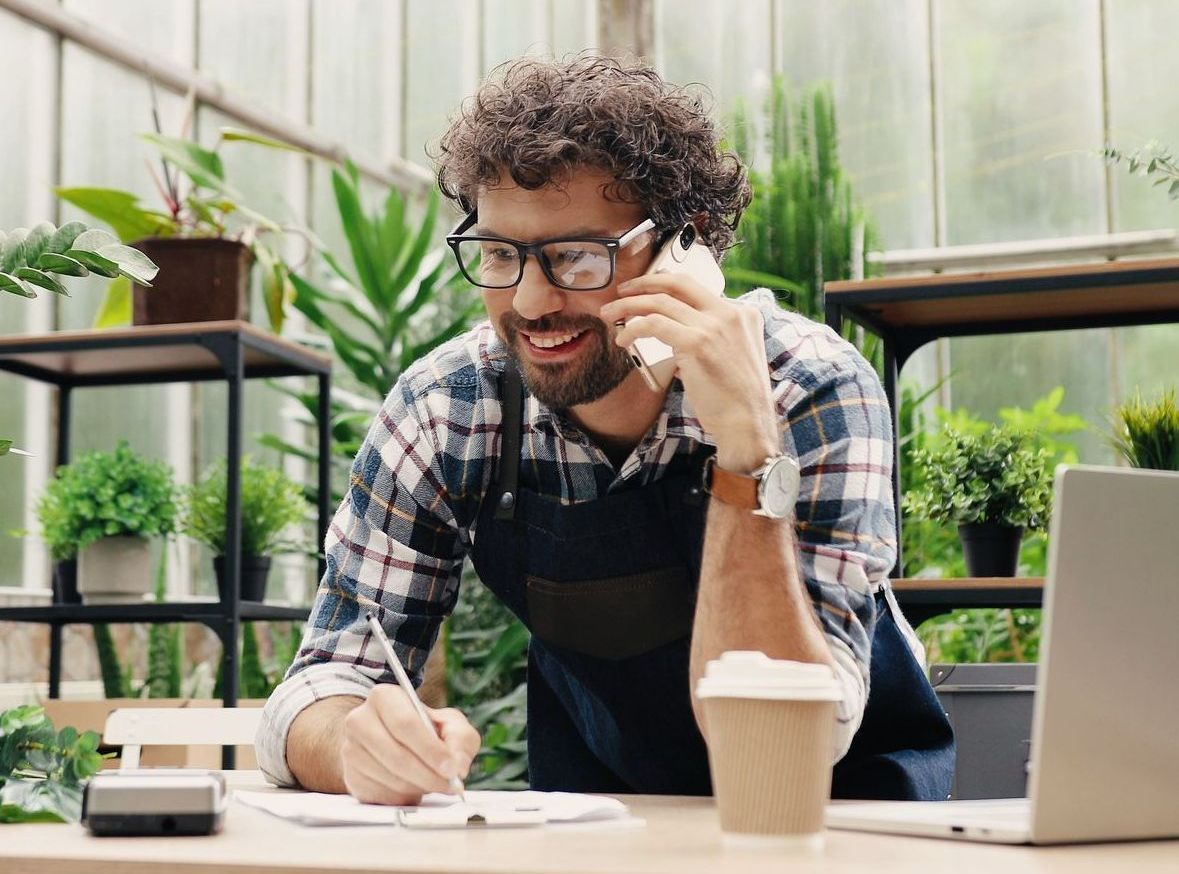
left=454, top=239, right=614, bottom=290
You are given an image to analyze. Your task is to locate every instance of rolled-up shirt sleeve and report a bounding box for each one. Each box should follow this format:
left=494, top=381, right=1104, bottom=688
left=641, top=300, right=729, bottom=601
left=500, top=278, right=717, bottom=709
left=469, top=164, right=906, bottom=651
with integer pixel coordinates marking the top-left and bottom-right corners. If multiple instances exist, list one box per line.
left=778, top=340, right=897, bottom=762
left=256, top=380, right=465, bottom=787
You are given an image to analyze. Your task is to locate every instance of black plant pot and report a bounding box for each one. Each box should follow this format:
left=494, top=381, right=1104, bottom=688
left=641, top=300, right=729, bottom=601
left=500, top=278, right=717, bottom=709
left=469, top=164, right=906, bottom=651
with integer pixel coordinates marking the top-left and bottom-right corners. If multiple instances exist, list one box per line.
left=958, top=523, right=1023, bottom=577
left=213, top=555, right=272, bottom=603
left=52, top=559, right=81, bottom=604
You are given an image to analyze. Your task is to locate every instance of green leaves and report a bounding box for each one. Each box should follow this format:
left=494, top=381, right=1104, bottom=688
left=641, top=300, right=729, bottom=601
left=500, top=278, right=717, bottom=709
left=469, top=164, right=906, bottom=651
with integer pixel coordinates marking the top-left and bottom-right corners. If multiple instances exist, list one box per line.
left=55, top=188, right=176, bottom=242
left=0, top=222, right=160, bottom=300
left=1102, top=140, right=1179, bottom=201
left=903, top=425, right=1053, bottom=531
left=724, top=79, right=880, bottom=367
left=139, top=132, right=235, bottom=198
left=35, top=440, right=179, bottom=559
left=181, top=457, right=309, bottom=556
left=0, top=705, right=105, bottom=824
left=1111, top=389, right=1179, bottom=471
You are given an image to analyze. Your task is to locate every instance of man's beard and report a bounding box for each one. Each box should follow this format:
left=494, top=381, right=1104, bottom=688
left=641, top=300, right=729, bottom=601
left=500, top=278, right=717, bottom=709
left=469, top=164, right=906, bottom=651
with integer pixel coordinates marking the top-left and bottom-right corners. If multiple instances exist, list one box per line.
left=498, top=312, right=635, bottom=410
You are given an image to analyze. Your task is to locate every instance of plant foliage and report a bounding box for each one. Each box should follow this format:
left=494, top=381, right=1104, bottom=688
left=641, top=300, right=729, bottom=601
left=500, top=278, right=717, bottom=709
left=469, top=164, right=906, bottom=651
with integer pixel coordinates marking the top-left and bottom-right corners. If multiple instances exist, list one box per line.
left=262, top=161, right=481, bottom=507
left=35, top=440, right=178, bottom=561
left=902, top=387, right=1088, bottom=664
left=725, top=78, right=880, bottom=363
left=904, top=426, right=1053, bottom=531
left=1110, top=388, right=1179, bottom=471
left=1102, top=140, right=1179, bottom=200
left=0, top=221, right=157, bottom=301
left=56, top=127, right=302, bottom=332
left=181, top=457, right=309, bottom=556
left=0, top=705, right=105, bottom=823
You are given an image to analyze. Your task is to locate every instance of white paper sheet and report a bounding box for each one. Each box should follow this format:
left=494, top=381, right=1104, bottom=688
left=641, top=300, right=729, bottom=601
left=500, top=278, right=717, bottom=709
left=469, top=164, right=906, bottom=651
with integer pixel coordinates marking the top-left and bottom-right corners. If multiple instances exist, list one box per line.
left=235, top=788, right=634, bottom=830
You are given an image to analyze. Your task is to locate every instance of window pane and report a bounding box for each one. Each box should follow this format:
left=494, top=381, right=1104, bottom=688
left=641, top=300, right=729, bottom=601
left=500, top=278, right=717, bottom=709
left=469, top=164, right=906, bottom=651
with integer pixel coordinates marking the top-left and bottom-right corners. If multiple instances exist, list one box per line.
left=937, top=0, right=1105, bottom=245
left=773, top=0, right=935, bottom=251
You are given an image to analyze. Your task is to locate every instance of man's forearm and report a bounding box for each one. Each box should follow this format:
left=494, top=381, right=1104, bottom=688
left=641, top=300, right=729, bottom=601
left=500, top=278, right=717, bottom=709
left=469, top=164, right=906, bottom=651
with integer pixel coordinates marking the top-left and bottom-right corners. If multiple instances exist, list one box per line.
left=689, top=499, right=834, bottom=735
left=286, top=695, right=365, bottom=792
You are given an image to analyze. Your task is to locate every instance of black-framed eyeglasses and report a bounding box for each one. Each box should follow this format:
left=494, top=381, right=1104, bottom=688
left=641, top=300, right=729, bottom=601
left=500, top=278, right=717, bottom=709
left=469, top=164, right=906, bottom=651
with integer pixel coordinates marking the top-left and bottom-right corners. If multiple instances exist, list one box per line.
left=445, top=211, right=657, bottom=291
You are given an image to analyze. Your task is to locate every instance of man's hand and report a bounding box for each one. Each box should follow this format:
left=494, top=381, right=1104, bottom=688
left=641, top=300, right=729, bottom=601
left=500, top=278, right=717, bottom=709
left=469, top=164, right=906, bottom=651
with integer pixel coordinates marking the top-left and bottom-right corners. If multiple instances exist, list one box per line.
left=340, top=685, right=481, bottom=805
left=601, top=274, right=779, bottom=472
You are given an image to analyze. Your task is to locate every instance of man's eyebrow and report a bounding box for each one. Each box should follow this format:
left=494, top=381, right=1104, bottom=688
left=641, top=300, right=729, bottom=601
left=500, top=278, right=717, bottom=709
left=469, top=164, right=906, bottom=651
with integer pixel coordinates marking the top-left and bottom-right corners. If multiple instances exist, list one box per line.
left=473, top=225, right=614, bottom=239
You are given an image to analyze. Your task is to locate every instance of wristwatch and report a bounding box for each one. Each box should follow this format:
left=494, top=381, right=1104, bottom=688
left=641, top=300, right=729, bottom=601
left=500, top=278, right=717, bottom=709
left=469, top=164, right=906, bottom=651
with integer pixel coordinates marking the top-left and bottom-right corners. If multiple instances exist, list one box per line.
left=703, top=453, right=800, bottom=519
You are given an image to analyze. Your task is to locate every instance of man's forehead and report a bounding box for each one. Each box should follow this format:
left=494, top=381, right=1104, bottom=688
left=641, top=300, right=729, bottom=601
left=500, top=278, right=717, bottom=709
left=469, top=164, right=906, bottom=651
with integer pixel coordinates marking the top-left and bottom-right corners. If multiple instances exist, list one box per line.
left=475, top=176, right=644, bottom=238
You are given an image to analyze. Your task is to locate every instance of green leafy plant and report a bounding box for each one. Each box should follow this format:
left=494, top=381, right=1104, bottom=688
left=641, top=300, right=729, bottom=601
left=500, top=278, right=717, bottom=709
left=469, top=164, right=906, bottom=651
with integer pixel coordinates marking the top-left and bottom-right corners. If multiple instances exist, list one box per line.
left=57, top=121, right=305, bottom=331
left=0, top=705, right=105, bottom=823
left=1110, top=389, right=1179, bottom=471
left=262, top=161, right=480, bottom=506
left=901, top=389, right=1087, bottom=665
left=726, top=78, right=880, bottom=363
left=181, top=457, right=309, bottom=557
left=904, top=425, right=1053, bottom=530
left=1102, top=140, right=1179, bottom=200
left=35, top=441, right=178, bottom=559
left=0, top=221, right=157, bottom=301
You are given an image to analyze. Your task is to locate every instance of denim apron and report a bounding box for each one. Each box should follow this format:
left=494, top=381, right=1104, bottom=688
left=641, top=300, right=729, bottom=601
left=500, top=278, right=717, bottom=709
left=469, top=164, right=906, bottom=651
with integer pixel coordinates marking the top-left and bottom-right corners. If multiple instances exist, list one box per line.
left=469, top=366, right=954, bottom=799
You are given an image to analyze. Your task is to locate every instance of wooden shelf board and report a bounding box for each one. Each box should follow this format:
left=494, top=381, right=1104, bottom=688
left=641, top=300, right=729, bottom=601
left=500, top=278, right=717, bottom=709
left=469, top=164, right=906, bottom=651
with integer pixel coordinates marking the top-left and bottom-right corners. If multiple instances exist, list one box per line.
left=0, top=320, right=331, bottom=381
left=825, top=257, right=1179, bottom=332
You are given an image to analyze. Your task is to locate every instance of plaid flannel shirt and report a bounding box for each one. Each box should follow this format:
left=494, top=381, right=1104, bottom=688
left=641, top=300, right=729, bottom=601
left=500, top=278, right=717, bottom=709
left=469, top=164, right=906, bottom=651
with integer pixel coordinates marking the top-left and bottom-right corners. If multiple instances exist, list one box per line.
left=257, top=289, right=900, bottom=787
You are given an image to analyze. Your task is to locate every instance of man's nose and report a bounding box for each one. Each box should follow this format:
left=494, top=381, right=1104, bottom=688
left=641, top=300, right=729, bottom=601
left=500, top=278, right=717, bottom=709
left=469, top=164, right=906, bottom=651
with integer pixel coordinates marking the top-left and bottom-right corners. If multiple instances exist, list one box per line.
left=512, top=257, right=565, bottom=321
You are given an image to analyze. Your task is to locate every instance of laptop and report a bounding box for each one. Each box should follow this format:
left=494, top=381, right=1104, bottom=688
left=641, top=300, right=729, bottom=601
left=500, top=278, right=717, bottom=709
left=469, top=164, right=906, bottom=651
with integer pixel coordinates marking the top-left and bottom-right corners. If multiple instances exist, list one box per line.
left=826, top=465, right=1179, bottom=844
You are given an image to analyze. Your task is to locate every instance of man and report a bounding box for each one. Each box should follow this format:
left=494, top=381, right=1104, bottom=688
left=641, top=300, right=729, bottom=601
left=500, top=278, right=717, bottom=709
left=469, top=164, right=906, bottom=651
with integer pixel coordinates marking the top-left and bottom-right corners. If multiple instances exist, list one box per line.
left=257, top=54, right=953, bottom=803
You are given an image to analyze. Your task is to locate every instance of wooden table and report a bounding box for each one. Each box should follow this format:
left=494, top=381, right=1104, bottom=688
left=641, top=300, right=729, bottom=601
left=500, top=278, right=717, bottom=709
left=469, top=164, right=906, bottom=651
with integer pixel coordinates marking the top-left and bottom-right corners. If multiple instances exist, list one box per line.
left=0, top=777, right=1175, bottom=874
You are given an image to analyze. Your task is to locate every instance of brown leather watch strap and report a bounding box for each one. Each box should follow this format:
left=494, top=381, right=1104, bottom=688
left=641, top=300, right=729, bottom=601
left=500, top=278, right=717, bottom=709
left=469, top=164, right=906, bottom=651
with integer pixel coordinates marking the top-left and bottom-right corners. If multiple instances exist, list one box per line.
left=703, top=456, right=759, bottom=509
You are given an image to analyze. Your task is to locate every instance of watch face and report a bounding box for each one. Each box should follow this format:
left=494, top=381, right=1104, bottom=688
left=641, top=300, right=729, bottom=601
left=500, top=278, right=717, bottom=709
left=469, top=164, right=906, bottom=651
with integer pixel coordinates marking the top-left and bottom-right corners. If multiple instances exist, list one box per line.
left=760, top=456, right=800, bottom=517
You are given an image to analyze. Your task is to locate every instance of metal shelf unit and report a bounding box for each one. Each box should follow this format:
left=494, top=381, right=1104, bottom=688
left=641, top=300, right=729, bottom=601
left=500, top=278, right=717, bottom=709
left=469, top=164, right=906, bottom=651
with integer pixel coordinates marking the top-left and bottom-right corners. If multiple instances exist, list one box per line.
left=0, top=320, right=332, bottom=767
left=824, top=256, right=1179, bottom=614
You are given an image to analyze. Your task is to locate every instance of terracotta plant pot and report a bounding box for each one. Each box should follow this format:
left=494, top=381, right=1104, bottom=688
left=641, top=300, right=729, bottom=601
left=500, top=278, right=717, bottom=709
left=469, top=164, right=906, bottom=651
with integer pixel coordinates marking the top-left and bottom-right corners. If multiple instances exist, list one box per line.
left=77, top=536, right=153, bottom=604
left=212, top=554, right=272, bottom=603
left=130, top=237, right=253, bottom=326
left=958, top=523, right=1023, bottom=577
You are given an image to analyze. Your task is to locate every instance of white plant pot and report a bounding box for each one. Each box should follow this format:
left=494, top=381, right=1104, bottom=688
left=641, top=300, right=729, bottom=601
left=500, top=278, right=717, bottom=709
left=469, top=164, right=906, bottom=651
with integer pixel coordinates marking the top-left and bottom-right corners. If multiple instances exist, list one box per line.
left=77, top=536, right=153, bottom=604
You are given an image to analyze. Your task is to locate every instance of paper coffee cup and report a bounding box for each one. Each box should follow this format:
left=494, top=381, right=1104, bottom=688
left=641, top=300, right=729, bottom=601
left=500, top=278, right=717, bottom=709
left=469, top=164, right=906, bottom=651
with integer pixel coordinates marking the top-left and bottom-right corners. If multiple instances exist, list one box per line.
left=696, top=651, right=842, bottom=847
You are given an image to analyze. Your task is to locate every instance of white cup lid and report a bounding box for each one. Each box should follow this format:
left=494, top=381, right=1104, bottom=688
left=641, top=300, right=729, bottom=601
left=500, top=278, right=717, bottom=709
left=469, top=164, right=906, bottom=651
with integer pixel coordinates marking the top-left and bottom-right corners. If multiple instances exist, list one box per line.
left=695, top=651, right=843, bottom=702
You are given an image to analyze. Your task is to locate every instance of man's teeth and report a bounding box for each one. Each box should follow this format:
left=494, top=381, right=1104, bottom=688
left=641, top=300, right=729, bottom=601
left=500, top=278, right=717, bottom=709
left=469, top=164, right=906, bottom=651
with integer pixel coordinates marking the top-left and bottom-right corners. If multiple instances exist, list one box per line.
left=528, top=330, right=583, bottom=349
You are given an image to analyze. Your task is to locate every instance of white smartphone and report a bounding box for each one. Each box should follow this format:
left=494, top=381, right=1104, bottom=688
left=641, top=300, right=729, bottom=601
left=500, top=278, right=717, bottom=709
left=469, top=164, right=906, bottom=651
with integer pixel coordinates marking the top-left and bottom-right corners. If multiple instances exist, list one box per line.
left=626, top=223, right=726, bottom=392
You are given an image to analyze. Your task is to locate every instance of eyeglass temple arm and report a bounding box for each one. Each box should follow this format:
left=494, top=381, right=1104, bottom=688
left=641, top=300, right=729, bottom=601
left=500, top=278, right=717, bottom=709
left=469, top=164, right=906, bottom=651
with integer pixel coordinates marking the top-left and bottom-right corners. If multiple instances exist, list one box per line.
left=618, top=218, right=656, bottom=247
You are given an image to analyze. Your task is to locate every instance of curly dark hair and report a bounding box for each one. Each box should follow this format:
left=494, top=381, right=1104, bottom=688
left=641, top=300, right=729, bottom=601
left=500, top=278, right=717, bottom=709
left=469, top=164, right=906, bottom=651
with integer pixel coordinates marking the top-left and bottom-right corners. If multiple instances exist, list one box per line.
left=433, top=53, right=751, bottom=258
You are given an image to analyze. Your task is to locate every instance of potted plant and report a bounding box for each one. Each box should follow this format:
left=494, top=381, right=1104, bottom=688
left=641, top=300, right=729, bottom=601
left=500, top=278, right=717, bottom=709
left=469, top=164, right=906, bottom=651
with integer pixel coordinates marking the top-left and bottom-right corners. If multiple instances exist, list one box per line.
left=56, top=110, right=300, bottom=331
left=903, top=426, right=1053, bottom=577
left=37, top=441, right=178, bottom=603
left=1110, top=389, right=1179, bottom=471
left=181, top=457, right=308, bottom=603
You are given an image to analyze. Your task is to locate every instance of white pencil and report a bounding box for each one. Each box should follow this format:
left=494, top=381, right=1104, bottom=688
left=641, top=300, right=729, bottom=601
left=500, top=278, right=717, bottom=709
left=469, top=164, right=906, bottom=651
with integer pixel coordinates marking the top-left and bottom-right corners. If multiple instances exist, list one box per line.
left=364, top=611, right=466, bottom=800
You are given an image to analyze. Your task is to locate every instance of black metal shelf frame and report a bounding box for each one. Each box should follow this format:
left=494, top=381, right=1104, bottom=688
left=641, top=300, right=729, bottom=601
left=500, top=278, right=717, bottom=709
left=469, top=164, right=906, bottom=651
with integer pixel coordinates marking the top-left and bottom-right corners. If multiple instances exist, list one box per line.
left=0, top=324, right=332, bottom=769
left=824, top=259, right=1179, bottom=616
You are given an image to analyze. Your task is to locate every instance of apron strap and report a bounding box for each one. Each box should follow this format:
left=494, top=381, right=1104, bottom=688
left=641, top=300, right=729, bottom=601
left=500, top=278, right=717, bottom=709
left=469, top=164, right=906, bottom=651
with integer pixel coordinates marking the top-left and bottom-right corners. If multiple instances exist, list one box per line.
left=494, top=364, right=524, bottom=521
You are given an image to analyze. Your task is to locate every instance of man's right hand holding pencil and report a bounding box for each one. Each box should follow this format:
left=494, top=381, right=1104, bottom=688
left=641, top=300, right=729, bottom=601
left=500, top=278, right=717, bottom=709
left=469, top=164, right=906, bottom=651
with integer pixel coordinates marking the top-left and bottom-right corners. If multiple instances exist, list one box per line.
left=340, top=685, right=481, bottom=806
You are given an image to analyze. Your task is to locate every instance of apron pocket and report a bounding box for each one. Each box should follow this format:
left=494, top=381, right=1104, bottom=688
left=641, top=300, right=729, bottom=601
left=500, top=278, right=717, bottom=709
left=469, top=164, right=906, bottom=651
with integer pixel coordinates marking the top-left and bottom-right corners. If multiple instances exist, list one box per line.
left=526, top=567, right=695, bottom=661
